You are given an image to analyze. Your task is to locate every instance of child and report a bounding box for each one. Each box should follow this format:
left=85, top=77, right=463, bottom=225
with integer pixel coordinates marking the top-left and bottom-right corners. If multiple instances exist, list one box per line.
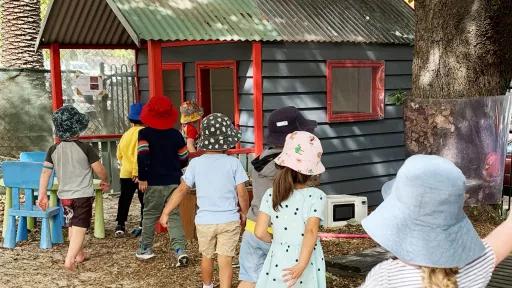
left=115, top=103, right=144, bottom=237
left=360, top=154, right=512, bottom=288
left=136, top=96, right=189, bottom=266
left=180, top=101, right=203, bottom=153
left=37, top=105, right=110, bottom=271
left=238, top=106, right=317, bottom=288
left=159, top=113, right=249, bottom=288
left=254, top=131, right=327, bottom=288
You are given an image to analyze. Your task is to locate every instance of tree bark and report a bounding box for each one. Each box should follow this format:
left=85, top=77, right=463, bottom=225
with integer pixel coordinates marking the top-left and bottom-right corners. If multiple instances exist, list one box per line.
left=0, top=0, right=43, bottom=68
left=406, top=0, right=512, bottom=204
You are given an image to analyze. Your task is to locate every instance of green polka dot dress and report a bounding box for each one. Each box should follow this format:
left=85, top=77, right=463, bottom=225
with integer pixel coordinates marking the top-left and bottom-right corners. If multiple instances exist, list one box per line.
left=256, top=187, right=327, bottom=288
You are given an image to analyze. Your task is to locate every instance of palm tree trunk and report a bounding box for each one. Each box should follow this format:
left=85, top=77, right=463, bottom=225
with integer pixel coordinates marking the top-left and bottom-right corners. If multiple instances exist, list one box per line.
left=0, top=0, right=43, bottom=68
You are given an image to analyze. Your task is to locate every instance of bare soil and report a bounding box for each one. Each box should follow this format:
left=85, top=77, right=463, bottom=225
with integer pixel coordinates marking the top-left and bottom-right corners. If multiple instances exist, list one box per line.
left=0, top=195, right=502, bottom=288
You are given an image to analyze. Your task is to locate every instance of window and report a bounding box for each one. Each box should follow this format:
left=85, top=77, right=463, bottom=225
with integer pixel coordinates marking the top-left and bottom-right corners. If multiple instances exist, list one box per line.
left=326, top=60, right=385, bottom=122
left=162, top=63, right=184, bottom=110
left=195, top=61, right=238, bottom=126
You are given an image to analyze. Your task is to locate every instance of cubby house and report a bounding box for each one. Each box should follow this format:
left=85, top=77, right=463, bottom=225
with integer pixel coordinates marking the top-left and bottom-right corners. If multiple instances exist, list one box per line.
left=37, top=0, right=414, bottom=206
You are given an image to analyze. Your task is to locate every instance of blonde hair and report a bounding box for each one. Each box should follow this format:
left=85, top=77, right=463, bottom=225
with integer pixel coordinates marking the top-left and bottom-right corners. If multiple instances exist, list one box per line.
left=421, top=267, right=459, bottom=288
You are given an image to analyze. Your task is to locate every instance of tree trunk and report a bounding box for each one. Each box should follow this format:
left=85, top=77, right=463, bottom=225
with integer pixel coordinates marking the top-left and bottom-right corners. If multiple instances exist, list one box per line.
left=405, top=0, right=512, bottom=204
left=0, top=0, right=43, bottom=68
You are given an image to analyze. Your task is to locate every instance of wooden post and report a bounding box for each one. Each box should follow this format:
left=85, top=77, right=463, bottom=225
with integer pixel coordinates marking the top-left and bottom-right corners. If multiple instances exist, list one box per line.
left=147, top=41, right=163, bottom=98
left=94, top=189, right=105, bottom=239
left=252, top=42, right=263, bottom=155
left=49, top=43, right=63, bottom=111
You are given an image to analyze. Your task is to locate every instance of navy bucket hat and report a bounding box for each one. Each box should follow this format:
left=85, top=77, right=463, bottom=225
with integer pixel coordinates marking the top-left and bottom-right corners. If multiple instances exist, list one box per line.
left=128, top=103, right=143, bottom=122
left=266, top=106, right=317, bottom=147
left=362, top=154, right=485, bottom=268
left=52, top=105, right=89, bottom=140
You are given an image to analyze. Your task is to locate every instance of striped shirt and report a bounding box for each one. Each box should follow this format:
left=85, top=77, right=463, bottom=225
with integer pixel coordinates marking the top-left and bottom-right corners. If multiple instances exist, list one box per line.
left=360, top=242, right=496, bottom=288
left=137, top=127, right=188, bottom=186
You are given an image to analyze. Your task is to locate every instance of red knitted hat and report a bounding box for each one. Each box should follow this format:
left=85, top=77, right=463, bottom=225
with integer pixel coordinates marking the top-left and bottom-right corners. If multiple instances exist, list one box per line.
left=140, top=96, right=178, bottom=130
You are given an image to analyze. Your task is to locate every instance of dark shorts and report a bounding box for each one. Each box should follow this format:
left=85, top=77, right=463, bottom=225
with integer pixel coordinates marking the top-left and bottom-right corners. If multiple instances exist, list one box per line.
left=61, top=197, right=94, bottom=229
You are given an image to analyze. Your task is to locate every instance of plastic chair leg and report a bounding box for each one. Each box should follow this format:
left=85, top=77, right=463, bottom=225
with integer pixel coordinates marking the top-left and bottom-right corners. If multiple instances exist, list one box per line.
left=16, top=217, right=28, bottom=242
left=40, top=218, right=52, bottom=249
left=50, top=213, right=63, bottom=244
left=3, top=215, right=16, bottom=249
left=2, top=187, right=12, bottom=239
left=94, top=190, right=105, bottom=239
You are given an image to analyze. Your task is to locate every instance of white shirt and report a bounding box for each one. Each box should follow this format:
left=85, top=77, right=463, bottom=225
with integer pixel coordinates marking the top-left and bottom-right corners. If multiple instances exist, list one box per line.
left=360, top=242, right=496, bottom=288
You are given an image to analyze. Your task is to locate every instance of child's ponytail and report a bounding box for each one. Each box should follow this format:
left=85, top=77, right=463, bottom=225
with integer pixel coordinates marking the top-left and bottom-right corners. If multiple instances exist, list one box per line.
left=421, top=267, right=459, bottom=288
left=272, top=165, right=311, bottom=211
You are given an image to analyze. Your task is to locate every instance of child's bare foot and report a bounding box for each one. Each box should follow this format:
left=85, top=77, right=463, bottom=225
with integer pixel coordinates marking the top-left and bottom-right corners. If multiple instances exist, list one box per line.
left=75, top=251, right=89, bottom=263
left=64, top=257, right=77, bottom=272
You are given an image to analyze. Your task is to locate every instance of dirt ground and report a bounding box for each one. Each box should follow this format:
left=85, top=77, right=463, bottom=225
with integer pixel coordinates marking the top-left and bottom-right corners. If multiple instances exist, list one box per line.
left=0, top=194, right=373, bottom=288
left=0, top=195, right=502, bottom=288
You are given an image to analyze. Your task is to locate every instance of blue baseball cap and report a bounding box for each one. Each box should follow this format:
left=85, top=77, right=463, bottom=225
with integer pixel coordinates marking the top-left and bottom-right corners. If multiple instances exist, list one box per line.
left=128, top=103, right=143, bottom=121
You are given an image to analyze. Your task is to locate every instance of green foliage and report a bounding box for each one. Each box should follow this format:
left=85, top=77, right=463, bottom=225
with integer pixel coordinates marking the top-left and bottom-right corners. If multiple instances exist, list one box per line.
left=388, top=90, right=408, bottom=105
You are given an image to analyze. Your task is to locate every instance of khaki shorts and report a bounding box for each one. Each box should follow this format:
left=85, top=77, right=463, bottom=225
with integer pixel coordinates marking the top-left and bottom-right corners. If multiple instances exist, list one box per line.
left=196, top=221, right=240, bottom=258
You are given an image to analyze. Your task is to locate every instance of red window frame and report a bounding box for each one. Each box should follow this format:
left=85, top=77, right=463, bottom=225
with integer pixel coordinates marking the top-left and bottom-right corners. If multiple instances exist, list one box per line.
left=326, top=60, right=385, bottom=122
left=162, top=62, right=185, bottom=104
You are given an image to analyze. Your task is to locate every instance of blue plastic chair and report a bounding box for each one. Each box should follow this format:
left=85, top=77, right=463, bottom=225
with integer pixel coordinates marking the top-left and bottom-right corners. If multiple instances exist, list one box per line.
left=19, top=151, right=65, bottom=228
left=2, top=161, right=62, bottom=249
left=19, top=151, right=46, bottom=163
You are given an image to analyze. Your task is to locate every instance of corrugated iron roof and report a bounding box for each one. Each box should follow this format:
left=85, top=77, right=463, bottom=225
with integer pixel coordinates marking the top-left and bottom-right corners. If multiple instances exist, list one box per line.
left=37, top=0, right=137, bottom=49
left=37, top=0, right=414, bottom=48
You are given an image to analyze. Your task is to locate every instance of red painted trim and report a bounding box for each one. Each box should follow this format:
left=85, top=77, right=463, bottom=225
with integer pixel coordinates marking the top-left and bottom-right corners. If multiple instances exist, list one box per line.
left=49, top=43, right=63, bottom=111
left=134, top=49, right=141, bottom=102
left=147, top=41, right=163, bottom=98
left=41, top=44, right=137, bottom=50
left=160, top=40, right=237, bottom=47
left=79, top=134, right=122, bottom=140
left=162, top=62, right=185, bottom=103
left=252, top=42, right=263, bottom=155
left=226, top=148, right=254, bottom=155
left=326, top=60, right=385, bottom=122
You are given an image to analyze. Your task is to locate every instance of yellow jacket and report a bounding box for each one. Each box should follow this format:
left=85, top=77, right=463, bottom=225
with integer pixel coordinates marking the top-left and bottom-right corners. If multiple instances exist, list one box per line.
left=117, top=125, right=143, bottom=178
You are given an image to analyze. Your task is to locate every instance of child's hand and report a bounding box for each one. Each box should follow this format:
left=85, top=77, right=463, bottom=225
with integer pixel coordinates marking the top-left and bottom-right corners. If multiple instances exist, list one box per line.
left=100, top=181, right=110, bottom=193
left=159, top=214, right=169, bottom=228
left=282, top=263, right=307, bottom=288
left=240, top=213, right=247, bottom=228
left=139, top=181, right=148, bottom=192
left=37, top=194, right=48, bottom=211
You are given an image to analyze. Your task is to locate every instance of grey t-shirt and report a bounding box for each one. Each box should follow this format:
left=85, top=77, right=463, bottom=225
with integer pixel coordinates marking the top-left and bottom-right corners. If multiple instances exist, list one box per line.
left=45, top=141, right=100, bottom=199
left=248, top=148, right=282, bottom=221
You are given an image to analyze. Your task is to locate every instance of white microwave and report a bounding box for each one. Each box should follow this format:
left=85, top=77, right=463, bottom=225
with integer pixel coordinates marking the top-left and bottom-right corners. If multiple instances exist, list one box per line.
left=324, top=194, right=368, bottom=228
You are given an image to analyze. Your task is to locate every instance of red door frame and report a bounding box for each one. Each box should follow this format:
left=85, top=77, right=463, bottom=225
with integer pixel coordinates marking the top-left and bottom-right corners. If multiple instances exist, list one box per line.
left=251, top=42, right=263, bottom=155
left=162, top=62, right=185, bottom=104
left=326, top=60, right=385, bottom=122
left=195, top=61, right=239, bottom=128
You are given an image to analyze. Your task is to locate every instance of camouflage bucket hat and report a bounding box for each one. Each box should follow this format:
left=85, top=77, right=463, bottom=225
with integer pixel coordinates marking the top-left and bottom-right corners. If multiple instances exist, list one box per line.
left=197, top=113, right=241, bottom=151
left=52, top=105, right=89, bottom=140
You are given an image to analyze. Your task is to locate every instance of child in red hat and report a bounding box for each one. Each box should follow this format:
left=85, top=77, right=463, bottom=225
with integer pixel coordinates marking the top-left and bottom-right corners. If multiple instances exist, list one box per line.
left=136, top=96, right=189, bottom=267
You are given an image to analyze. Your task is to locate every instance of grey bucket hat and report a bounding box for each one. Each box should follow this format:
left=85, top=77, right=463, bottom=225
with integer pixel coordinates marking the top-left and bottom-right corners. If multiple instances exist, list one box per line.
left=52, top=105, right=89, bottom=140
left=362, top=154, right=485, bottom=268
left=197, top=113, right=241, bottom=151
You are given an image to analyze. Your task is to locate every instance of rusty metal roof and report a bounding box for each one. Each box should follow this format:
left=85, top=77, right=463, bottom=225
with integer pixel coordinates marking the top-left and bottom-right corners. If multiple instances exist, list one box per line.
left=37, top=0, right=414, bottom=48
left=37, top=0, right=138, bottom=49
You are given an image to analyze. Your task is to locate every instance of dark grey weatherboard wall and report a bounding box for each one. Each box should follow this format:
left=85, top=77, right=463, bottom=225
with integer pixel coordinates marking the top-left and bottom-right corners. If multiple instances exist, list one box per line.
left=245, top=43, right=412, bottom=206
left=137, top=43, right=255, bottom=147
left=137, top=42, right=412, bottom=206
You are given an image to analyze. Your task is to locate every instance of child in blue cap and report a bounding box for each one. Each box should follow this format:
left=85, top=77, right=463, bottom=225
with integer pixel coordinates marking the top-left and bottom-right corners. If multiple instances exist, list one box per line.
left=115, top=103, right=145, bottom=237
